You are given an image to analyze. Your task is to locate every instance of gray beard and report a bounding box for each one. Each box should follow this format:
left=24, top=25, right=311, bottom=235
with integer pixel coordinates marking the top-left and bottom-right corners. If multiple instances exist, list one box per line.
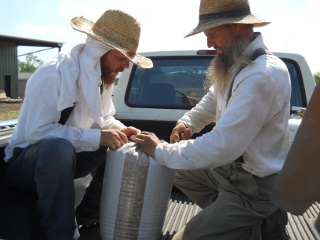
left=204, top=35, right=252, bottom=94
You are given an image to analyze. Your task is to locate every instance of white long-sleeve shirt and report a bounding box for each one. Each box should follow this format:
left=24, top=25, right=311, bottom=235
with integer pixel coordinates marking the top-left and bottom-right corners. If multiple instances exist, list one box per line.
left=155, top=33, right=291, bottom=177
left=4, top=39, right=125, bottom=162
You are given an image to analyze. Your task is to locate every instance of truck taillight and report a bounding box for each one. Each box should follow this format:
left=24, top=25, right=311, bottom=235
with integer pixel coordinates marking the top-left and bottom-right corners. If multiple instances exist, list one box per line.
left=197, top=50, right=217, bottom=55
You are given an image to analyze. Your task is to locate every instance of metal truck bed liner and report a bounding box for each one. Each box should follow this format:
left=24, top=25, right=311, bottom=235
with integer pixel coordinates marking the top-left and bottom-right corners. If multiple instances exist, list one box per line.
left=79, top=187, right=320, bottom=240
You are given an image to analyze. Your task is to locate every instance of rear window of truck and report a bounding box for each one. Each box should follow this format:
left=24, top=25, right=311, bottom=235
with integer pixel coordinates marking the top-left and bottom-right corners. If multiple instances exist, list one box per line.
left=126, top=57, right=212, bottom=109
left=125, top=56, right=306, bottom=111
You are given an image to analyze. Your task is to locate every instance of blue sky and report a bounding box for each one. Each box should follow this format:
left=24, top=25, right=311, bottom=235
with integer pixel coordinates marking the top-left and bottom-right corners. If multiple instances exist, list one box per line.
left=1, top=0, right=319, bottom=73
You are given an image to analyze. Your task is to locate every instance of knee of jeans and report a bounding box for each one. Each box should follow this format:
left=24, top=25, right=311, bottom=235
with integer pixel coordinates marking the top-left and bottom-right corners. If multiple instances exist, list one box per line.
left=38, top=138, right=76, bottom=172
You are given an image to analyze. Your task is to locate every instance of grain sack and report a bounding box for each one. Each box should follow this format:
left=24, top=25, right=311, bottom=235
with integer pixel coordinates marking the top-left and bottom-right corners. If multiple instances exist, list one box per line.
left=100, top=142, right=175, bottom=240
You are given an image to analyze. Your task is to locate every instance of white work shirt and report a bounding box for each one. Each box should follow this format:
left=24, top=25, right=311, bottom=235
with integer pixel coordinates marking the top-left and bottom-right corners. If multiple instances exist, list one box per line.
left=155, top=33, right=291, bottom=177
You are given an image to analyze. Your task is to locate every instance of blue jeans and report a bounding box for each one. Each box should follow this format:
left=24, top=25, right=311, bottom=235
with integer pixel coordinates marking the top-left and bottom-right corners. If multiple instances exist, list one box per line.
left=6, top=138, right=107, bottom=240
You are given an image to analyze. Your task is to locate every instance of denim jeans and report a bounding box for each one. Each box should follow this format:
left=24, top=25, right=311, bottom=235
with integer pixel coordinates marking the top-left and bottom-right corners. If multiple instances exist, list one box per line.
left=6, top=138, right=107, bottom=240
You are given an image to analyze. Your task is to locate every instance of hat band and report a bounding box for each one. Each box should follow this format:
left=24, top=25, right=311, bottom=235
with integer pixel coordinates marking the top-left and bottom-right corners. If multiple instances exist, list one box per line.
left=199, top=7, right=251, bottom=21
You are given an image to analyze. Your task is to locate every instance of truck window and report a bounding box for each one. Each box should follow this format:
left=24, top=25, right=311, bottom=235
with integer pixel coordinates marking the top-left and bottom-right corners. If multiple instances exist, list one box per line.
left=125, top=56, right=307, bottom=111
left=126, top=57, right=212, bottom=109
left=282, top=59, right=307, bottom=110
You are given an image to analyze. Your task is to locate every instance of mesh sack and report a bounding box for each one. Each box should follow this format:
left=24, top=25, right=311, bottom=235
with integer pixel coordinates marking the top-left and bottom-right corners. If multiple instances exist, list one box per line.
left=100, top=142, right=175, bottom=240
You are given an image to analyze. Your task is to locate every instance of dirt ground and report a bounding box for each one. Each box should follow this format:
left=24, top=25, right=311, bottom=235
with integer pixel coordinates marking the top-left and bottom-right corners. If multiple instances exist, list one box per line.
left=0, top=89, right=23, bottom=121
left=0, top=102, right=23, bottom=121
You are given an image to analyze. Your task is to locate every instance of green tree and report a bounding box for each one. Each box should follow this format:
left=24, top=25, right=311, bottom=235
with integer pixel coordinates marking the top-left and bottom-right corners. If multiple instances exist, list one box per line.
left=314, top=72, right=320, bottom=85
left=18, top=54, right=43, bottom=72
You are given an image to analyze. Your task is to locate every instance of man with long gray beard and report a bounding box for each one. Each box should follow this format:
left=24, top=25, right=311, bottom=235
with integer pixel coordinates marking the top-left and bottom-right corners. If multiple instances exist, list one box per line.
left=135, top=0, right=290, bottom=239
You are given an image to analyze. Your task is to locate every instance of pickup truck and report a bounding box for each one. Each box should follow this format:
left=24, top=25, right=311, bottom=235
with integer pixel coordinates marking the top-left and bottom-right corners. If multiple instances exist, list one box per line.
left=112, top=50, right=316, bottom=145
left=0, top=50, right=319, bottom=239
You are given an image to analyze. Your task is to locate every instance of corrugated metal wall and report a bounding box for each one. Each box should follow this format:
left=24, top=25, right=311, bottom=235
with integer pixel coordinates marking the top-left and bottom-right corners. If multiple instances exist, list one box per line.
left=0, top=41, right=18, bottom=98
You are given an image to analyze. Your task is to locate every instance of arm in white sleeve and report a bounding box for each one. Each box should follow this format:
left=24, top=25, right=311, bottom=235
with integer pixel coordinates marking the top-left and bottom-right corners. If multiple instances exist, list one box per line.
left=154, top=67, right=278, bottom=170
left=22, top=68, right=101, bottom=152
left=23, top=99, right=102, bottom=152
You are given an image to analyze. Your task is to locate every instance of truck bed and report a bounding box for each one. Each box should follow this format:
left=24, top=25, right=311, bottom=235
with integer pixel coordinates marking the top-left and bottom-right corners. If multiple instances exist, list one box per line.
left=1, top=144, right=320, bottom=239
left=78, top=187, right=320, bottom=240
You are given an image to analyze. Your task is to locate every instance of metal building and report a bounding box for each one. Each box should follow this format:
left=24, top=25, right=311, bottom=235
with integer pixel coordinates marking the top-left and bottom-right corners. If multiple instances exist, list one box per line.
left=0, top=34, right=63, bottom=98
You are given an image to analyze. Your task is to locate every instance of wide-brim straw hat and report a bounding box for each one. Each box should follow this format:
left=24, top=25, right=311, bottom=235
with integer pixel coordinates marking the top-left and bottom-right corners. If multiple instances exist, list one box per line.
left=186, top=0, right=270, bottom=37
left=71, top=9, right=152, bottom=69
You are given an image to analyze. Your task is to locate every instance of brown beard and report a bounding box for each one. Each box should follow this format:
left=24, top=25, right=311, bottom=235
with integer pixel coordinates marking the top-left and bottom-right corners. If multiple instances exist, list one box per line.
left=101, top=66, right=124, bottom=87
left=101, top=74, right=116, bottom=87
left=204, top=34, right=252, bottom=94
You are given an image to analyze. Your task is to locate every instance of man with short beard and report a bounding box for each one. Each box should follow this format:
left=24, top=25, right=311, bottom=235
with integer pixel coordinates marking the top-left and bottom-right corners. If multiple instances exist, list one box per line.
left=135, top=0, right=290, bottom=239
left=4, top=9, right=152, bottom=239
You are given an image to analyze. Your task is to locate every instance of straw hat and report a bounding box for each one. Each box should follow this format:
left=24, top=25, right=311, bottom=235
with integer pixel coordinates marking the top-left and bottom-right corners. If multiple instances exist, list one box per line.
left=186, top=0, right=270, bottom=37
left=71, top=9, right=152, bottom=69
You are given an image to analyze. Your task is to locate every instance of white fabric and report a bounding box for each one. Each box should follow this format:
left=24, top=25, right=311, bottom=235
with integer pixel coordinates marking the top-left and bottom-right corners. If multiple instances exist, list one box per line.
left=57, top=36, right=113, bottom=126
left=155, top=33, right=291, bottom=177
left=4, top=37, right=126, bottom=161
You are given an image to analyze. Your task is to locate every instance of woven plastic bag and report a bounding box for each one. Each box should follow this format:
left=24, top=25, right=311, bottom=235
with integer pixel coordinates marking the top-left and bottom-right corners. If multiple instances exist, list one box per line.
left=100, top=142, right=175, bottom=240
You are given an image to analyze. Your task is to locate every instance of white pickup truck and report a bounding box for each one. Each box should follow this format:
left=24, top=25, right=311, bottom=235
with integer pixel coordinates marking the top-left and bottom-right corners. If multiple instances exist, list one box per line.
left=0, top=50, right=318, bottom=239
left=113, top=50, right=316, bottom=145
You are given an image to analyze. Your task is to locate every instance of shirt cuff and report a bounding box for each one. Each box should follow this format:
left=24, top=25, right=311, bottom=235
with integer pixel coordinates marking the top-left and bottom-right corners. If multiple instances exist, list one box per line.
left=155, top=141, right=172, bottom=167
left=79, top=129, right=101, bottom=152
left=177, top=120, right=188, bottom=128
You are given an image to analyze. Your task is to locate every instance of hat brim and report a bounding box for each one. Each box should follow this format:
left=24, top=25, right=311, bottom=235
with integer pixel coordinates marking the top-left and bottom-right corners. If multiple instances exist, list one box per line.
left=71, top=16, right=153, bottom=69
left=185, top=14, right=270, bottom=38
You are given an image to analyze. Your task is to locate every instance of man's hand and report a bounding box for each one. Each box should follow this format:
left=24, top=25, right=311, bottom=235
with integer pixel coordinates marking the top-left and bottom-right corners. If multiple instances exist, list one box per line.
left=135, top=131, right=161, bottom=158
left=121, top=126, right=141, bottom=140
left=100, top=129, right=128, bottom=150
left=170, top=122, right=192, bottom=143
